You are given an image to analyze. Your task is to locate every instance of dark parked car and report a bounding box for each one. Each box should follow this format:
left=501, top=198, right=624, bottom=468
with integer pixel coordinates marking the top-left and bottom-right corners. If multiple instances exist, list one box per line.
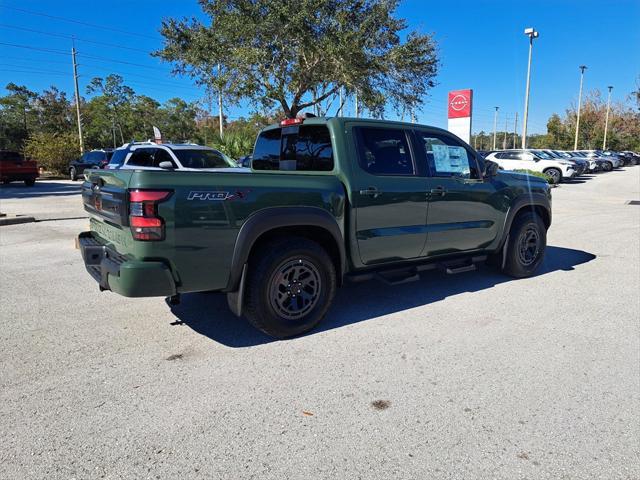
left=69, top=149, right=113, bottom=181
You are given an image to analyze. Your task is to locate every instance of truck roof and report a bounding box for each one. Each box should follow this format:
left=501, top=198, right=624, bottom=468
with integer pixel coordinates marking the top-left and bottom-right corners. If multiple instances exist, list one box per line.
left=261, top=116, right=456, bottom=137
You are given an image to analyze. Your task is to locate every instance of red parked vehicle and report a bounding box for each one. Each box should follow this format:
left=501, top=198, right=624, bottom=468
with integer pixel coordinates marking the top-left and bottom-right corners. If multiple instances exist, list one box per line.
left=0, top=150, right=38, bottom=186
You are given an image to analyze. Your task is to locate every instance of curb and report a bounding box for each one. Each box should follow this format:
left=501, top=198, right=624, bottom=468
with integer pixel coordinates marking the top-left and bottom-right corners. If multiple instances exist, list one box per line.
left=0, top=215, right=37, bottom=226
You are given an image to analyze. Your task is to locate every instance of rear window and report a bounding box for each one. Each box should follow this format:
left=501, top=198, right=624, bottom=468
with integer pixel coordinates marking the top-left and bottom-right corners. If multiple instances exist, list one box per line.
left=173, top=149, right=234, bottom=169
left=0, top=151, right=23, bottom=162
left=252, top=125, right=334, bottom=172
left=108, top=149, right=128, bottom=168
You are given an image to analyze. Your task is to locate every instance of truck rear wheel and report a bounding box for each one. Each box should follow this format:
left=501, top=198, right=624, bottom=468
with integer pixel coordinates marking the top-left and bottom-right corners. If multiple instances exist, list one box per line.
left=24, top=178, right=35, bottom=187
left=243, top=237, right=336, bottom=338
left=502, top=211, right=546, bottom=278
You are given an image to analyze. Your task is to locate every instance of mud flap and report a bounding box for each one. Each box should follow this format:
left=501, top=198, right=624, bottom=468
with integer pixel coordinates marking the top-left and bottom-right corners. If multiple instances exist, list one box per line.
left=226, top=264, right=247, bottom=317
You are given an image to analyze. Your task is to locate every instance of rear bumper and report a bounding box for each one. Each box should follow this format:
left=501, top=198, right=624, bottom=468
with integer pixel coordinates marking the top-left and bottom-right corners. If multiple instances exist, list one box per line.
left=78, top=231, right=176, bottom=297
left=1, top=172, right=38, bottom=182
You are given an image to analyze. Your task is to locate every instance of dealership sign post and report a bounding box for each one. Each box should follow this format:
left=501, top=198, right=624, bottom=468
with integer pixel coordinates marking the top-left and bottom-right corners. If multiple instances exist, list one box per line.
left=447, top=89, right=473, bottom=144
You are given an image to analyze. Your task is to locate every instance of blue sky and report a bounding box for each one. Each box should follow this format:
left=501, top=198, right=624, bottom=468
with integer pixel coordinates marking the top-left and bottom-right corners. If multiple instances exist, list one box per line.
left=1, top=0, right=638, bottom=134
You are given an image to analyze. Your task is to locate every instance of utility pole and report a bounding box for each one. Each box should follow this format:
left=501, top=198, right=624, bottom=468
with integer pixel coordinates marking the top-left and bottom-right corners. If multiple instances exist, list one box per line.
left=71, top=40, right=84, bottom=153
left=492, top=106, right=499, bottom=150
left=574, top=65, right=587, bottom=150
left=513, top=112, right=518, bottom=148
left=217, top=64, right=224, bottom=138
left=603, top=85, right=613, bottom=150
left=502, top=116, right=508, bottom=150
left=522, top=27, right=539, bottom=149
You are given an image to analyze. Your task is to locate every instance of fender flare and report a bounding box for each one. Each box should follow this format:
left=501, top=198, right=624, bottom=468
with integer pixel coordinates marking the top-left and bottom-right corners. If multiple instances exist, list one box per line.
left=225, top=206, right=346, bottom=292
left=497, top=193, right=552, bottom=251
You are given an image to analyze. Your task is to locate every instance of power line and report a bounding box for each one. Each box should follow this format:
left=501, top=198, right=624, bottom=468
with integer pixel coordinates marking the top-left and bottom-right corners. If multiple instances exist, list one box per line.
left=0, top=63, right=68, bottom=75
left=0, top=23, right=152, bottom=53
left=0, top=56, right=195, bottom=89
left=0, top=41, right=164, bottom=70
left=77, top=53, right=163, bottom=71
left=0, top=69, right=67, bottom=76
left=0, top=41, right=68, bottom=55
left=0, top=4, right=160, bottom=40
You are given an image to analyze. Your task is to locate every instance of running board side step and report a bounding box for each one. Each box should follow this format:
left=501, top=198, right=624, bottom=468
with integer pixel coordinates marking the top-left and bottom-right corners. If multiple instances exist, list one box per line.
left=345, top=255, right=488, bottom=285
left=375, top=269, right=420, bottom=286
left=444, top=263, right=476, bottom=274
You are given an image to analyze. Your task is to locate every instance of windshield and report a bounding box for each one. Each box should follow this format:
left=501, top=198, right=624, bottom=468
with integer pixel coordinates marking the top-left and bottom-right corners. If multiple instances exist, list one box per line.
left=544, top=150, right=561, bottom=158
left=173, top=149, right=237, bottom=169
left=532, top=150, right=552, bottom=159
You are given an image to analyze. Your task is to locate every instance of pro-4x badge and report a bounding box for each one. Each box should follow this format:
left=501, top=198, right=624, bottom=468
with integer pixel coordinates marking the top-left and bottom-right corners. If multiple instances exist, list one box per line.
left=187, top=190, right=250, bottom=201
left=187, top=191, right=231, bottom=201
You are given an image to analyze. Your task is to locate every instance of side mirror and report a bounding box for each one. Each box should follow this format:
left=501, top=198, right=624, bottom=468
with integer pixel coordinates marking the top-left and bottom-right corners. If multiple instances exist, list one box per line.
left=483, top=160, right=500, bottom=178
left=158, top=161, right=175, bottom=170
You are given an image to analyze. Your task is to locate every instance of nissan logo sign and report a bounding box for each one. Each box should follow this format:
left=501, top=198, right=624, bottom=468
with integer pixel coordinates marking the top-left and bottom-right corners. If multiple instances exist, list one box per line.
left=449, top=94, right=469, bottom=112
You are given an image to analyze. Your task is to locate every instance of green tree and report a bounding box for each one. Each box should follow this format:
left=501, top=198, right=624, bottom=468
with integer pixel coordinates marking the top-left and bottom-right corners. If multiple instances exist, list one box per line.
left=160, top=98, right=199, bottom=142
left=24, top=131, right=79, bottom=174
left=155, top=0, right=439, bottom=118
left=86, top=75, right=136, bottom=144
left=0, top=83, right=38, bottom=149
left=34, top=86, right=73, bottom=134
left=132, top=95, right=162, bottom=140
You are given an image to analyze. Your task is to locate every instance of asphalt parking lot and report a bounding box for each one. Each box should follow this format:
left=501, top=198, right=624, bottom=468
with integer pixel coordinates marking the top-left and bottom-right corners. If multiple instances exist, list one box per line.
left=1, top=170, right=639, bottom=479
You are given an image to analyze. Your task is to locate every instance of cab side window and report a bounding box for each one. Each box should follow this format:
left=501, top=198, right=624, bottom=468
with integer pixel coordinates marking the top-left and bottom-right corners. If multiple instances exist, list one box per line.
left=416, top=133, right=479, bottom=179
left=354, top=127, right=415, bottom=176
left=252, top=125, right=334, bottom=171
left=152, top=149, right=176, bottom=168
left=127, top=148, right=155, bottom=167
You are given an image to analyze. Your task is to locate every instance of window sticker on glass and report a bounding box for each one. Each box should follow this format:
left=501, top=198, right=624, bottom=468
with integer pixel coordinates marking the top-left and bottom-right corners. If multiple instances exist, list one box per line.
left=432, top=144, right=469, bottom=175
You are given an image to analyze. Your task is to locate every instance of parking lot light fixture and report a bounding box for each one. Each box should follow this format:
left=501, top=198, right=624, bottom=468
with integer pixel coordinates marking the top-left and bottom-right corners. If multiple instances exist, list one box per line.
left=521, top=27, right=539, bottom=149
left=603, top=85, right=613, bottom=150
left=574, top=65, right=587, bottom=150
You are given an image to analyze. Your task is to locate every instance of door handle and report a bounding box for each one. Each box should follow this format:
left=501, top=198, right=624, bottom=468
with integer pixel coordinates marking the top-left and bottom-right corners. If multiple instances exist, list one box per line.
left=429, top=187, right=447, bottom=197
left=359, top=187, right=381, bottom=198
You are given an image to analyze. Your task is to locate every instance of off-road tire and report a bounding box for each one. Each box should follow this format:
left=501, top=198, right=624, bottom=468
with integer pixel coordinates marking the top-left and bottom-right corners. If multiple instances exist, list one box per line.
left=69, top=167, right=77, bottom=181
left=243, top=237, right=336, bottom=338
left=502, top=211, right=546, bottom=278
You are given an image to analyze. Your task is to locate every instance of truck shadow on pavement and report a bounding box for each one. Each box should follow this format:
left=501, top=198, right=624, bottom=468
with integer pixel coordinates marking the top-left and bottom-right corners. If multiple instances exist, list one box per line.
left=0, top=181, right=81, bottom=199
left=169, top=245, right=596, bottom=348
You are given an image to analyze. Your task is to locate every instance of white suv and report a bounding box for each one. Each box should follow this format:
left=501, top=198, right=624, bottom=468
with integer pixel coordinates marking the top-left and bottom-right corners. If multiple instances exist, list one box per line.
left=106, top=142, right=249, bottom=173
left=484, top=149, right=577, bottom=184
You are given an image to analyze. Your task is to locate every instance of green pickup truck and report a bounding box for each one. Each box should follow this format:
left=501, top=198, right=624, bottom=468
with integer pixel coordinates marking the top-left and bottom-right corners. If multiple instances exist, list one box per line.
left=79, top=117, right=551, bottom=337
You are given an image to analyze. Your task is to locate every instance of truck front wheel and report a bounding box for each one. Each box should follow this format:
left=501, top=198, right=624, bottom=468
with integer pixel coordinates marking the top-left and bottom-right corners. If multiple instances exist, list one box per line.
left=502, top=211, right=546, bottom=278
left=243, top=237, right=336, bottom=338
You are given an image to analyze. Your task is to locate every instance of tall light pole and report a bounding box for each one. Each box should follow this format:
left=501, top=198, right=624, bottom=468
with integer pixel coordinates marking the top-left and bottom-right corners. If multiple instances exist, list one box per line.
left=602, top=85, right=613, bottom=150
left=521, top=27, right=539, bottom=149
left=573, top=65, right=587, bottom=150
left=492, top=106, right=499, bottom=150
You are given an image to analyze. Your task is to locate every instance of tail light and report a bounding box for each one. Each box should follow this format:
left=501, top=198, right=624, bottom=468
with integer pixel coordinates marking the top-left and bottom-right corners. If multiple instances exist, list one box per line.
left=129, top=189, right=172, bottom=241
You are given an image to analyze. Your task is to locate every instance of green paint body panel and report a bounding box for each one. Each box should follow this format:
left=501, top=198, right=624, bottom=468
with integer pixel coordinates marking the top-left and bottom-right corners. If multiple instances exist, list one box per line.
left=79, top=117, right=551, bottom=298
